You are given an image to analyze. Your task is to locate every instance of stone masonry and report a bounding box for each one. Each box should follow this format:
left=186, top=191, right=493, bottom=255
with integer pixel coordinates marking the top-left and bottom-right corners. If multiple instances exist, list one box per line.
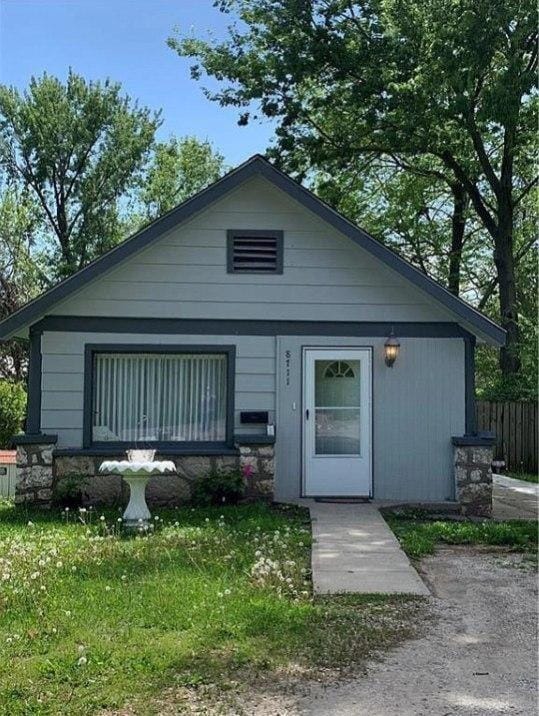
left=14, top=440, right=55, bottom=507
left=454, top=442, right=494, bottom=517
left=238, top=443, right=274, bottom=500
left=49, top=441, right=275, bottom=508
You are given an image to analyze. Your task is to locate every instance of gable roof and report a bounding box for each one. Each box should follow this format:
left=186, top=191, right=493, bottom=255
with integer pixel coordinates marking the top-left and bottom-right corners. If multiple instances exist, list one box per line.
left=0, top=154, right=505, bottom=345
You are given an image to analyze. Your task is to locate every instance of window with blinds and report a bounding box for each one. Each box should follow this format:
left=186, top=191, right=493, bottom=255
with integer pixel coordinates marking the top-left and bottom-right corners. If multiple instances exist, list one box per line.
left=227, top=230, right=284, bottom=274
left=91, top=352, right=228, bottom=444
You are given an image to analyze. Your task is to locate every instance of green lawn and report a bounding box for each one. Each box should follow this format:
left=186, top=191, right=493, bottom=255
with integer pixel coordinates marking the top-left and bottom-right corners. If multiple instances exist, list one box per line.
left=386, top=513, right=538, bottom=560
left=0, top=501, right=423, bottom=715
left=506, top=471, right=539, bottom=484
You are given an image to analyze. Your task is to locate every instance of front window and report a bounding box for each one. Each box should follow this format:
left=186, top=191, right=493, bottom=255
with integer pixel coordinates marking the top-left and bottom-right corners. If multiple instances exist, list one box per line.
left=91, top=351, right=229, bottom=444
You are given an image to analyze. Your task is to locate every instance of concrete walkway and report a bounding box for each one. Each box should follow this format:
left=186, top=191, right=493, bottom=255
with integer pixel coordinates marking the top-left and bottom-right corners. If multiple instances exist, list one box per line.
left=493, top=473, right=539, bottom=520
left=309, top=502, right=429, bottom=596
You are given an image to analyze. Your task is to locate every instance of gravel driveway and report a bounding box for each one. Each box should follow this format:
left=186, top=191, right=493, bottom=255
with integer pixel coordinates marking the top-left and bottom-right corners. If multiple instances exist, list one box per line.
left=246, top=548, right=538, bottom=716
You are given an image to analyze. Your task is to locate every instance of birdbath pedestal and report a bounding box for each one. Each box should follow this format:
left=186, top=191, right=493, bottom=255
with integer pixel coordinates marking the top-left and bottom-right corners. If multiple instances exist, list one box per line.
left=99, top=452, right=175, bottom=528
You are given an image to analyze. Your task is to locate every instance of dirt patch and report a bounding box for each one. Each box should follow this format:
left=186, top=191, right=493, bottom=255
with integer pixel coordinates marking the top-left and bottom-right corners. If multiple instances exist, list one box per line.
left=228, top=548, right=537, bottom=715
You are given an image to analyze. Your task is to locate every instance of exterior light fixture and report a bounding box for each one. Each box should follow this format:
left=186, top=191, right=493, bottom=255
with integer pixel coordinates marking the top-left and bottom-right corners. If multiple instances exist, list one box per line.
left=384, top=329, right=400, bottom=367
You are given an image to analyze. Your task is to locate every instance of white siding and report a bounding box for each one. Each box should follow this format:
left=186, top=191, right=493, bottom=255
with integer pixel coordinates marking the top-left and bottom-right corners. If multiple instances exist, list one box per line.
left=275, top=336, right=466, bottom=503
left=41, top=332, right=275, bottom=448
left=49, top=176, right=454, bottom=323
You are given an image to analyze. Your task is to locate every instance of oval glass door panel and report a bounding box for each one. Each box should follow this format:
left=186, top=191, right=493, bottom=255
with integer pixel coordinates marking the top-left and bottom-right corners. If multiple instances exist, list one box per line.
left=314, top=360, right=361, bottom=455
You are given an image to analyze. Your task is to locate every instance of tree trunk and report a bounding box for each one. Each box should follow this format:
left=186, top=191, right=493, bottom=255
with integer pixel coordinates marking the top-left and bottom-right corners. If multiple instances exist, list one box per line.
left=448, top=183, right=467, bottom=296
left=494, top=198, right=521, bottom=375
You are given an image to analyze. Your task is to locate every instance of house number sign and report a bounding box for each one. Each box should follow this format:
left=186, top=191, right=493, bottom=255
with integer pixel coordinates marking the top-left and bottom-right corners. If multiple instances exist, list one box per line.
left=285, top=350, right=291, bottom=386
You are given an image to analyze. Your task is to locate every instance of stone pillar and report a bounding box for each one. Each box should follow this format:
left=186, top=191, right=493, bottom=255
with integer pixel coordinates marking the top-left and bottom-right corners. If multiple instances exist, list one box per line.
left=452, top=436, right=495, bottom=517
left=236, top=439, right=275, bottom=500
left=13, top=435, right=57, bottom=508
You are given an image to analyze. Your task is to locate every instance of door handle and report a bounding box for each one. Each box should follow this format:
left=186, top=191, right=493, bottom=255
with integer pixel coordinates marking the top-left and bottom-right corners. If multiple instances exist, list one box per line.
left=305, top=409, right=310, bottom=420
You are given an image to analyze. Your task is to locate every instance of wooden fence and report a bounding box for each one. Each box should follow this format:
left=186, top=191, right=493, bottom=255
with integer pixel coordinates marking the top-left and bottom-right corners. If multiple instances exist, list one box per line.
left=476, top=400, right=538, bottom=474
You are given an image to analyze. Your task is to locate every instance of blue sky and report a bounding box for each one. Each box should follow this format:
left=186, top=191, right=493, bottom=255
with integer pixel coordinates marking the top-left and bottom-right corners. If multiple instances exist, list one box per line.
left=0, top=0, right=275, bottom=165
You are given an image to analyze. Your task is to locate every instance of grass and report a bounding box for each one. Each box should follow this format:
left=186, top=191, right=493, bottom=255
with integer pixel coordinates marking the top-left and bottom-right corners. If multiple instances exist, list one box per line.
left=0, top=501, right=423, bottom=715
left=506, top=471, right=539, bottom=484
left=386, top=512, right=538, bottom=561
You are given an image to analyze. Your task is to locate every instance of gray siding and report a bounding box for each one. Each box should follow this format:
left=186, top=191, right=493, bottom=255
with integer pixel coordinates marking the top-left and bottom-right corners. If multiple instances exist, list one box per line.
left=50, top=176, right=454, bottom=324
left=41, top=332, right=275, bottom=448
left=275, top=336, right=465, bottom=503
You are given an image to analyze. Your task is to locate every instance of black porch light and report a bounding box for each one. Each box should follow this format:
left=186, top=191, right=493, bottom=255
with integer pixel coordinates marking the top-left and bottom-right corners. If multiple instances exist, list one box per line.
left=384, top=329, right=400, bottom=367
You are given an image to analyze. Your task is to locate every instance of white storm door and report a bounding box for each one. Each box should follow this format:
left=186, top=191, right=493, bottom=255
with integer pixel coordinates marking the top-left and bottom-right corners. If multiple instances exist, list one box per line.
left=303, top=349, right=372, bottom=497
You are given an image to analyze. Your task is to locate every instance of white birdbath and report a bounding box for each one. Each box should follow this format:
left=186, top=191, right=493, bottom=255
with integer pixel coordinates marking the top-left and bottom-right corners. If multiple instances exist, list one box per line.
left=99, top=450, right=175, bottom=528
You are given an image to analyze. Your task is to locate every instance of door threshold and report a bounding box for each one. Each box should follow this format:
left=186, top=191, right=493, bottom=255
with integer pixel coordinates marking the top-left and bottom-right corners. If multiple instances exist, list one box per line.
left=313, top=496, right=371, bottom=504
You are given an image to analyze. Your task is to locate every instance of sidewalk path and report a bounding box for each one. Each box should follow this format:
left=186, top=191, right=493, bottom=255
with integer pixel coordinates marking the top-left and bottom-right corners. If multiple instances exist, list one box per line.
left=309, top=502, right=429, bottom=595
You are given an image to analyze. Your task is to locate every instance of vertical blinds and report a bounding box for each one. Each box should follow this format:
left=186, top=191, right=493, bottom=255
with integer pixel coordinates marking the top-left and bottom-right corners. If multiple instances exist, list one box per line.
left=92, top=353, right=227, bottom=443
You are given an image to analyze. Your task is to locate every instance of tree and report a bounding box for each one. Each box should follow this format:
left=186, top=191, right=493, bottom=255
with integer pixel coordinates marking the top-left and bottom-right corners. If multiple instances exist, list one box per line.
left=139, top=136, right=225, bottom=220
left=0, top=71, right=160, bottom=280
left=171, top=0, right=537, bottom=377
left=0, top=380, right=26, bottom=447
left=0, top=184, right=44, bottom=380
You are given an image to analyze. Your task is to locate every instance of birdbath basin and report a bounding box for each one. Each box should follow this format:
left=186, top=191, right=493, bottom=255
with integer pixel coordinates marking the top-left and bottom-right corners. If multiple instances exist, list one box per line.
left=99, top=450, right=175, bottom=528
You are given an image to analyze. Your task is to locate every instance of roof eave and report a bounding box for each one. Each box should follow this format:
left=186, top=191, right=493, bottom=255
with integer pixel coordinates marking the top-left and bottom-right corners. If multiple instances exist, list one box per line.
left=0, top=154, right=506, bottom=347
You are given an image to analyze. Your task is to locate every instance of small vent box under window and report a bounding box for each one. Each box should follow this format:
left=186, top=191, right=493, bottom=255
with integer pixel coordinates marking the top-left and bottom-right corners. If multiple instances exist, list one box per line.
left=227, top=230, right=284, bottom=274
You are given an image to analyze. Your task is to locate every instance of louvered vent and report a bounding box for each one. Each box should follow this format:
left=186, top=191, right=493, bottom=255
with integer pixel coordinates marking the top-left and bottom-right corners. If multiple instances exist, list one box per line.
left=227, top=230, right=283, bottom=274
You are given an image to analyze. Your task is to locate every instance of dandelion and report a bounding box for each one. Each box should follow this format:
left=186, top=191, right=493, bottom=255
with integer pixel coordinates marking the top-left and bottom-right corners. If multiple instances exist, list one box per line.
left=105, top=585, right=111, bottom=592
left=56, top=561, right=63, bottom=568
left=30, top=571, right=39, bottom=580
left=217, top=592, right=223, bottom=598
left=65, top=611, right=71, bottom=617
left=205, top=518, right=210, bottom=523
left=71, top=566, right=77, bottom=572
left=117, top=518, right=122, bottom=523
left=224, top=589, right=231, bottom=596
left=121, top=574, right=127, bottom=581
left=99, top=515, right=105, bottom=522
left=77, top=656, right=87, bottom=667
left=27, top=521, right=34, bottom=527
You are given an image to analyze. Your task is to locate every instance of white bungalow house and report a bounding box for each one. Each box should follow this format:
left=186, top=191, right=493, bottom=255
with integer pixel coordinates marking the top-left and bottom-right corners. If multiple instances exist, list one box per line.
left=0, top=156, right=502, bottom=515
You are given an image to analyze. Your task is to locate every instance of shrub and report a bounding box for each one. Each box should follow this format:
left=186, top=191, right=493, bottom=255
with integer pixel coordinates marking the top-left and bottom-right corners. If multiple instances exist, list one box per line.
left=52, top=475, right=88, bottom=509
left=0, top=380, right=26, bottom=448
left=191, top=469, right=245, bottom=506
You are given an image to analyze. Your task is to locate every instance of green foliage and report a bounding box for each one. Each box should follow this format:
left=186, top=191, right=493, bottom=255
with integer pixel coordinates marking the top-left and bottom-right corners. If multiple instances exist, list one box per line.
left=191, top=469, right=245, bottom=506
left=387, top=517, right=538, bottom=560
left=51, top=475, right=89, bottom=509
left=0, top=380, right=26, bottom=447
left=0, top=183, right=45, bottom=380
left=0, top=70, right=160, bottom=279
left=507, top=471, right=538, bottom=484
left=138, top=136, right=226, bottom=220
left=171, top=0, right=537, bottom=375
left=0, top=503, right=422, bottom=714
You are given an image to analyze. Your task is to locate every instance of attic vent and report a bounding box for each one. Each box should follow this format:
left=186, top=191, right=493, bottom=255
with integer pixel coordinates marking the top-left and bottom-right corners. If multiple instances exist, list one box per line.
left=227, top=230, right=284, bottom=274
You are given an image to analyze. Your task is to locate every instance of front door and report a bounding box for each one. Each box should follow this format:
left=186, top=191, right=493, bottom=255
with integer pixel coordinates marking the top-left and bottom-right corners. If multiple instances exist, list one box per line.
left=303, top=348, right=372, bottom=497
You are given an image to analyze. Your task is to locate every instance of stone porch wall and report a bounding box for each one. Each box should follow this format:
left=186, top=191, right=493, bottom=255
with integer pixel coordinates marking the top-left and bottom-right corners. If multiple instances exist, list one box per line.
left=14, top=439, right=275, bottom=508
left=453, top=438, right=495, bottom=517
left=14, top=440, right=55, bottom=507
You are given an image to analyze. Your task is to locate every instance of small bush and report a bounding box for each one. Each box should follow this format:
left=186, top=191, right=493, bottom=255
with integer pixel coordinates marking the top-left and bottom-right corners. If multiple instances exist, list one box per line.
left=52, top=475, right=88, bottom=509
left=191, top=469, right=245, bottom=506
left=0, top=380, right=26, bottom=447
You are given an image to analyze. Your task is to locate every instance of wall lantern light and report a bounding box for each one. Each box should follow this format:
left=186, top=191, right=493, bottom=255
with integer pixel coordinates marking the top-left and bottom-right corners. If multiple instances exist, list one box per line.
left=384, top=329, right=400, bottom=367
